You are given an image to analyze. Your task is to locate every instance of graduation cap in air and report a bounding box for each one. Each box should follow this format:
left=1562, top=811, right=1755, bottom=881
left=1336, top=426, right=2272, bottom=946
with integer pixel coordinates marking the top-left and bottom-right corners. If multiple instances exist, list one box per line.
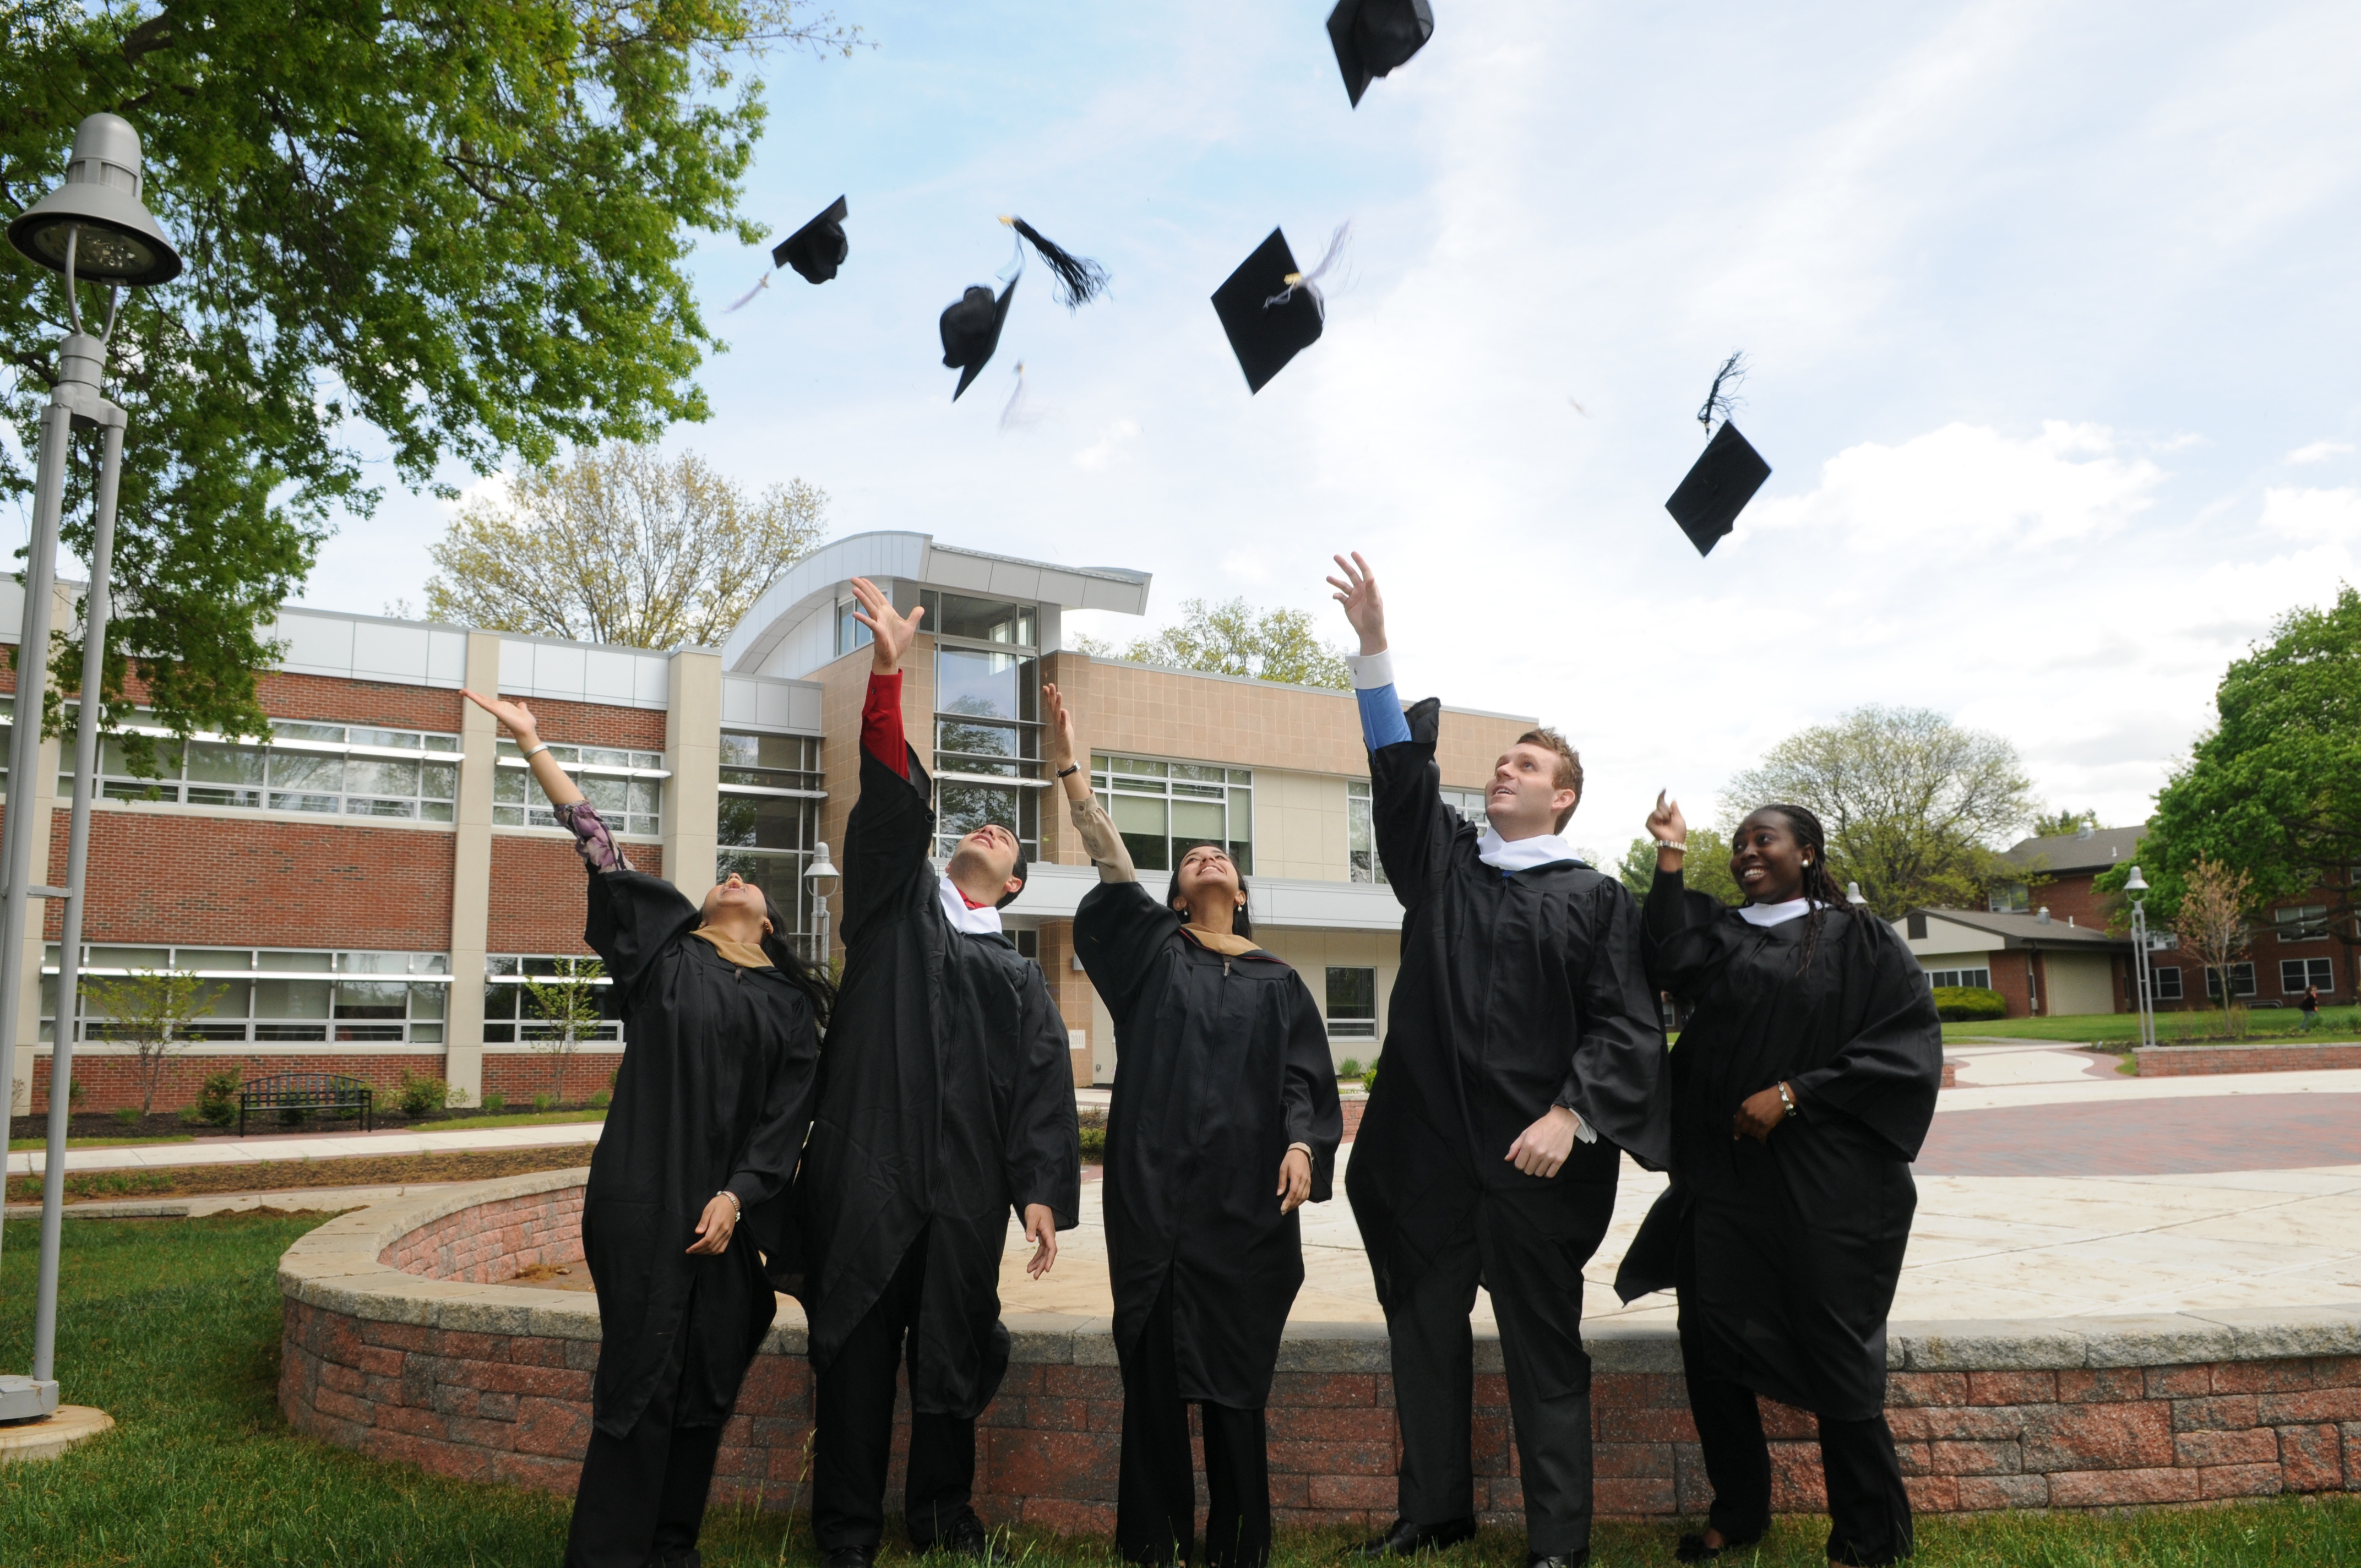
left=1211, top=224, right=1349, bottom=394
left=1665, top=353, right=1772, bottom=557
left=773, top=195, right=849, bottom=285
left=1328, top=0, right=1435, bottom=107
left=941, top=279, right=1018, bottom=401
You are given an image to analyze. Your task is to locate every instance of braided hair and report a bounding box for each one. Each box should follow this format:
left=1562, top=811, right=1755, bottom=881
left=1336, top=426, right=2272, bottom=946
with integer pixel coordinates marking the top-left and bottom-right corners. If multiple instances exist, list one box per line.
left=1749, top=803, right=1852, bottom=979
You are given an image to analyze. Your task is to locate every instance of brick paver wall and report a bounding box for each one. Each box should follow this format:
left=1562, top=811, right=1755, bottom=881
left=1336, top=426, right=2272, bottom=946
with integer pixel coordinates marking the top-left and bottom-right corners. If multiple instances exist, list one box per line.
left=278, top=1185, right=2361, bottom=1531
left=2135, top=1043, right=2361, bottom=1076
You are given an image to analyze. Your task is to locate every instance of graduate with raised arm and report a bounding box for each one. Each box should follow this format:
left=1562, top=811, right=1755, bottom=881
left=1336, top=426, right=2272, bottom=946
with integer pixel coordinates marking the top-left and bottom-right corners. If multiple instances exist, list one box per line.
left=1616, top=798, right=1940, bottom=1567
left=1324, top=554, right=1669, bottom=1568
left=459, top=690, right=831, bottom=1568
left=1049, top=683, right=1342, bottom=1568
left=791, top=578, right=1081, bottom=1568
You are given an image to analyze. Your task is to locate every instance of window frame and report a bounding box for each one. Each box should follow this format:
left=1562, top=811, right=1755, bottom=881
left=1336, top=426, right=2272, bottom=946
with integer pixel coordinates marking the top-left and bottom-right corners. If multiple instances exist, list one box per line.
left=25, top=706, right=465, bottom=822
left=1089, top=753, right=1254, bottom=876
left=1324, top=965, right=1379, bottom=1040
left=2280, top=957, right=2334, bottom=995
left=41, top=945, right=451, bottom=1046
left=2204, top=962, right=2259, bottom=1000
left=2151, top=965, right=2184, bottom=1001
left=2275, top=905, right=2331, bottom=943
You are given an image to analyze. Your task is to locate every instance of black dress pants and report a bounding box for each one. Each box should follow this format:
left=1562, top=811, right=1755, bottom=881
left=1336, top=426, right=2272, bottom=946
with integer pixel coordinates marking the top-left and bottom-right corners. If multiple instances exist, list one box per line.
left=1117, top=1276, right=1271, bottom=1568
left=814, top=1232, right=981, bottom=1551
left=564, top=1327, right=725, bottom=1568
left=1684, top=1375, right=1913, bottom=1567
left=1379, top=1179, right=1615, bottom=1558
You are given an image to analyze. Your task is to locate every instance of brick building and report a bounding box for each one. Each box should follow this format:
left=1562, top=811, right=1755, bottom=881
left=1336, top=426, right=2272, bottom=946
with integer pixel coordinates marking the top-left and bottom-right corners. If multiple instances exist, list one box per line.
left=9, top=531, right=1533, bottom=1114
left=1896, top=822, right=2355, bottom=1018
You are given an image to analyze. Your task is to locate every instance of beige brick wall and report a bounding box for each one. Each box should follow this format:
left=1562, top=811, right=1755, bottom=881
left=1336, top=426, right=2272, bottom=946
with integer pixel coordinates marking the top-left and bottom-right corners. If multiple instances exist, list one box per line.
left=1254, top=769, right=1351, bottom=881
left=1252, top=925, right=1402, bottom=1070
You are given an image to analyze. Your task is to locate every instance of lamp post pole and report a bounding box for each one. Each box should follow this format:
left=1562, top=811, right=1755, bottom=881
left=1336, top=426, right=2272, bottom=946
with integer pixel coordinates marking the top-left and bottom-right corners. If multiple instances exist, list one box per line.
left=2126, top=865, right=2157, bottom=1053
left=0, top=112, right=181, bottom=1427
left=806, top=841, right=840, bottom=971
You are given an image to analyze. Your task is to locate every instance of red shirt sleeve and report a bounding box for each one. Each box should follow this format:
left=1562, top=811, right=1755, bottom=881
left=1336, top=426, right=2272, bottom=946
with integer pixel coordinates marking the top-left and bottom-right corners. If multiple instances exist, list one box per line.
left=861, top=670, right=908, bottom=778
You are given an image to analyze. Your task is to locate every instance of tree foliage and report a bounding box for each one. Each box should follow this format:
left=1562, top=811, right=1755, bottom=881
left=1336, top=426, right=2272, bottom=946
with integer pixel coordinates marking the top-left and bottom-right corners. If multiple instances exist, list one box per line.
left=1724, top=705, right=2036, bottom=918
left=424, top=443, right=825, bottom=648
left=1617, top=824, right=1743, bottom=908
left=1075, top=598, right=1350, bottom=689
left=2096, top=587, right=2361, bottom=957
left=2032, top=808, right=2102, bottom=837
left=0, top=0, right=855, bottom=747
left=85, top=965, right=222, bottom=1115
left=2172, top=854, right=2254, bottom=1015
left=522, top=956, right=605, bottom=1107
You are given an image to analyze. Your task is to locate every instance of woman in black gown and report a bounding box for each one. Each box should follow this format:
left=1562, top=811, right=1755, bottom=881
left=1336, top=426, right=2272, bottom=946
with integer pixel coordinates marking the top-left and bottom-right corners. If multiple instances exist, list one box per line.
left=463, top=690, right=831, bottom=1568
left=1618, top=796, right=1941, bottom=1567
left=1047, top=684, right=1343, bottom=1568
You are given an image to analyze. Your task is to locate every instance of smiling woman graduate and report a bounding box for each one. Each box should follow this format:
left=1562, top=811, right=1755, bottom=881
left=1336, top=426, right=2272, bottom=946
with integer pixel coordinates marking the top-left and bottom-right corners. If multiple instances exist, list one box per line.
left=1617, top=798, right=1943, bottom=1568
left=460, top=688, right=831, bottom=1568
left=1047, top=684, right=1342, bottom=1568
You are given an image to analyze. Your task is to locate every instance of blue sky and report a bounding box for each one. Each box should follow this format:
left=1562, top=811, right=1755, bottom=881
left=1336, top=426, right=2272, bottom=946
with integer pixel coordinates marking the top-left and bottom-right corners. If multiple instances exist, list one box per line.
left=301, top=1, right=2361, bottom=858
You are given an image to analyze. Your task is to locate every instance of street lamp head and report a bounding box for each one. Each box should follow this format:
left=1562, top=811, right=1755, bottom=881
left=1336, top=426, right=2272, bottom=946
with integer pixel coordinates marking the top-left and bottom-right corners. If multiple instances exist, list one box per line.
left=2124, top=864, right=2149, bottom=894
left=8, top=114, right=182, bottom=287
left=805, top=840, right=840, bottom=894
left=1846, top=880, right=1868, bottom=906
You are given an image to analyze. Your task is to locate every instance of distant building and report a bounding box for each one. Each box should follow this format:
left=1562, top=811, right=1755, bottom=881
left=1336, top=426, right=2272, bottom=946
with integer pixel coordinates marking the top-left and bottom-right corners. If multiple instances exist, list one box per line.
left=7, top=531, right=1533, bottom=1113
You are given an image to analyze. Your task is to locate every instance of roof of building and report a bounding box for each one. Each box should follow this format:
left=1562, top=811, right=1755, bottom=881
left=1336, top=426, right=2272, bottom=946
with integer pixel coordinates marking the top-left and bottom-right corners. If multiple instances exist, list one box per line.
left=1903, top=906, right=2130, bottom=951
left=1999, top=822, right=2150, bottom=877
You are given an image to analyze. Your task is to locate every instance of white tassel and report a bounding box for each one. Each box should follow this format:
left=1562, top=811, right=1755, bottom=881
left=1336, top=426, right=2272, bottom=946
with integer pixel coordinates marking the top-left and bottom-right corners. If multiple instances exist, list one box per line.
left=723, top=273, right=771, bottom=313
left=1264, top=221, right=1352, bottom=318
left=999, top=362, right=1041, bottom=432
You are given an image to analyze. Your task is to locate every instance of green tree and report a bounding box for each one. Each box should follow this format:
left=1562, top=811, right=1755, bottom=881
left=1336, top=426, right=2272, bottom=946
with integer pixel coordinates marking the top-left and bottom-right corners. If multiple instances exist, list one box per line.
left=2173, top=854, right=2254, bottom=1023
left=1075, top=597, right=1350, bottom=688
left=522, top=957, right=606, bottom=1107
left=425, top=444, right=826, bottom=647
left=2032, top=808, right=2102, bottom=837
left=1725, top=705, right=2036, bottom=918
left=2097, top=587, right=2361, bottom=978
left=1, top=1, right=857, bottom=755
left=1616, top=824, right=1743, bottom=908
left=85, top=966, right=223, bottom=1116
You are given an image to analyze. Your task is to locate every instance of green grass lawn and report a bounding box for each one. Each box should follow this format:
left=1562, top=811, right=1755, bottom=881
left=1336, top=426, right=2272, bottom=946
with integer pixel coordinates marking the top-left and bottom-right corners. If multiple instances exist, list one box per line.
left=1944, top=1008, right=2361, bottom=1047
left=417, top=1107, right=607, bottom=1134
left=6, top=1134, right=195, bottom=1152
left=6, top=1212, right=2361, bottom=1565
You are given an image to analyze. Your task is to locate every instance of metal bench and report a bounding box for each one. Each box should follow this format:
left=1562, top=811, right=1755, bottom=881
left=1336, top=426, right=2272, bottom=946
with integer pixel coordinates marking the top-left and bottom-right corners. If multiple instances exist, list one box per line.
left=237, top=1072, right=375, bottom=1137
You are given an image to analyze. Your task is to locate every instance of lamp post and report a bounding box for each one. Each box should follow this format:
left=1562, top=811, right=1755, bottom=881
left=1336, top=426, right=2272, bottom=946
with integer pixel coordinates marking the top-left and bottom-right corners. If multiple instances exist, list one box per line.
left=0, top=113, right=182, bottom=1426
left=806, top=841, right=840, bottom=971
left=2125, top=865, right=2157, bottom=1053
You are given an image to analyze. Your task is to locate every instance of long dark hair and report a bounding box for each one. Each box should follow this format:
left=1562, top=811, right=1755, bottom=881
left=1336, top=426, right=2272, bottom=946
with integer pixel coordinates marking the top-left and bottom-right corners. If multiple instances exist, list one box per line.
left=758, top=890, right=836, bottom=1028
left=1165, top=847, right=1253, bottom=940
left=1749, top=803, right=1851, bottom=979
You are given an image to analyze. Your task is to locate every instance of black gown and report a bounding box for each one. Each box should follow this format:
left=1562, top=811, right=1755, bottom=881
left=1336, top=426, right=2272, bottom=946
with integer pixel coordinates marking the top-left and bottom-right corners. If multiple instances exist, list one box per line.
left=1075, top=880, right=1344, bottom=1408
left=786, top=744, right=1081, bottom=1418
left=578, top=867, right=822, bottom=1437
left=1618, top=870, right=1943, bottom=1420
left=1347, top=698, right=1671, bottom=1261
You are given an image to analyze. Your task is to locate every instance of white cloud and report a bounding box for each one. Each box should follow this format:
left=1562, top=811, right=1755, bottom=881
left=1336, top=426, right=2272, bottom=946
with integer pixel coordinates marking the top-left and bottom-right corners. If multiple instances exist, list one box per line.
left=2287, top=440, right=2354, bottom=464
left=1070, top=420, right=1140, bottom=472
left=2256, top=485, right=2361, bottom=542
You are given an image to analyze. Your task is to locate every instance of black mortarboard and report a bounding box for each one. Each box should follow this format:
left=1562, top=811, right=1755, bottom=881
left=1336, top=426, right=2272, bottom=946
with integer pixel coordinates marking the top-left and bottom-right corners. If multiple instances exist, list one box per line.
left=1211, top=228, right=1325, bottom=394
left=1666, top=422, right=1772, bottom=557
left=941, top=277, right=1017, bottom=401
left=1328, top=0, right=1435, bottom=107
left=773, top=195, right=848, bottom=285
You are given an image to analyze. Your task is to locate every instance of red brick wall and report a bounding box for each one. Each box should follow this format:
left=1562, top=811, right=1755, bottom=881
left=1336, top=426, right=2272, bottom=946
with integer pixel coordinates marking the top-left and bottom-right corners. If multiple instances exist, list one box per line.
left=493, top=695, right=667, bottom=753
left=40, top=809, right=456, bottom=948
left=384, top=1186, right=586, bottom=1283
left=1985, top=950, right=2032, bottom=1019
left=29, top=1052, right=442, bottom=1116
left=480, top=1054, right=620, bottom=1105
left=488, top=836, right=662, bottom=954
left=2135, top=1043, right=2361, bottom=1076
left=253, top=672, right=467, bottom=732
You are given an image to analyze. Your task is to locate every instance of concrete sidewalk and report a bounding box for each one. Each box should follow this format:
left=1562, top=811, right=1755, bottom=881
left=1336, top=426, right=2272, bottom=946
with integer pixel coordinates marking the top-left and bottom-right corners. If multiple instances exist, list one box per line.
left=7, top=1119, right=603, bottom=1179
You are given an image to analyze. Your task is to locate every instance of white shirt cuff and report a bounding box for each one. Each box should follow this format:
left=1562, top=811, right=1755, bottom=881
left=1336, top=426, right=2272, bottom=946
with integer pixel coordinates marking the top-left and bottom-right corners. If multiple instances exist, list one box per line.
left=1345, top=649, right=1395, bottom=690
left=1571, top=1112, right=1597, bottom=1145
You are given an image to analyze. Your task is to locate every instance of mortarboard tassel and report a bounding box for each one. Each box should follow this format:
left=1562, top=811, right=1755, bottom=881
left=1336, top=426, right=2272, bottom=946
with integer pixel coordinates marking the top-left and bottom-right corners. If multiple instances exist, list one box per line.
left=723, top=273, right=772, bottom=313
left=999, top=216, right=1109, bottom=311
left=1696, top=351, right=1748, bottom=435
left=999, top=361, right=1041, bottom=432
left=1263, top=221, right=1352, bottom=318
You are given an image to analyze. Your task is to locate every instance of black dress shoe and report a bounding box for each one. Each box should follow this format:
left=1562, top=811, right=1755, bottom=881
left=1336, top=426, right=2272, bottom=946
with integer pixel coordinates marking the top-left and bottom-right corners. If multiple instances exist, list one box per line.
left=1674, top=1532, right=1761, bottom=1562
left=1526, top=1553, right=1588, bottom=1568
left=939, top=1512, right=991, bottom=1559
left=824, top=1548, right=877, bottom=1568
left=1345, top=1518, right=1478, bottom=1559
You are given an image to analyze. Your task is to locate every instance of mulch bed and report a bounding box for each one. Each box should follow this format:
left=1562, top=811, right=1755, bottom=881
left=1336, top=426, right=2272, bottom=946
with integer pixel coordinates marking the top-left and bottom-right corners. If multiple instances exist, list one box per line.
left=6, top=1144, right=595, bottom=1205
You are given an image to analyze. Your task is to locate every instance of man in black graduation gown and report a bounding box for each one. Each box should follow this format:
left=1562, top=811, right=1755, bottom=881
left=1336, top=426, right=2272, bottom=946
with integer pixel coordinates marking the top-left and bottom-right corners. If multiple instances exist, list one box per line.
left=790, top=578, right=1081, bottom=1568
left=1325, top=554, right=1671, bottom=1568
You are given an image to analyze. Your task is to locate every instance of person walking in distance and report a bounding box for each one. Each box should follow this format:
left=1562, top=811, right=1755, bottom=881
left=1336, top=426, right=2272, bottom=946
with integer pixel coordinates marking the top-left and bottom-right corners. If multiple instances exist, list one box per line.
left=1325, top=553, right=1670, bottom=1568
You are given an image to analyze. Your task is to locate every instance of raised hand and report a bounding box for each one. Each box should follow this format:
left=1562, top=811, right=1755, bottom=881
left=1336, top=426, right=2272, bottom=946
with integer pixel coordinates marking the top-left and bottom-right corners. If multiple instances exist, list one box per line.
left=1647, top=791, right=1688, bottom=846
left=1042, top=682, right=1079, bottom=772
left=461, top=689, right=540, bottom=744
left=1325, top=552, right=1386, bottom=655
left=849, top=576, right=924, bottom=674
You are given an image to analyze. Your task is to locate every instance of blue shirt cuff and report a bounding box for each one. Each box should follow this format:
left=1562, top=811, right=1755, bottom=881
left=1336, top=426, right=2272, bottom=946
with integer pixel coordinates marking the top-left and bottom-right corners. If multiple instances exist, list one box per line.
left=1356, top=682, right=1412, bottom=749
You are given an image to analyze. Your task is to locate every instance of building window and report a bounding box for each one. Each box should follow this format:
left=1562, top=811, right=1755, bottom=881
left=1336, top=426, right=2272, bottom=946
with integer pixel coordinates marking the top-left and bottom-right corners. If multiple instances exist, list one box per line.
left=1926, top=967, right=1992, bottom=989
left=1090, top=754, right=1253, bottom=874
left=836, top=597, right=874, bottom=657
left=2282, top=957, right=2334, bottom=994
left=2275, top=905, right=2330, bottom=943
left=929, top=596, right=1046, bottom=861
left=41, top=946, right=450, bottom=1045
left=2204, top=962, right=2258, bottom=1000
left=495, top=739, right=667, bottom=835
left=714, top=728, right=827, bottom=958
left=1440, top=787, right=1488, bottom=833
left=1347, top=780, right=1385, bottom=885
left=1325, top=966, right=1378, bottom=1039
left=46, top=712, right=462, bottom=821
left=721, top=731, right=823, bottom=792
left=1988, top=883, right=2030, bottom=913
left=2150, top=965, right=2183, bottom=1001
left=483, top=956, right=622, bottom=1044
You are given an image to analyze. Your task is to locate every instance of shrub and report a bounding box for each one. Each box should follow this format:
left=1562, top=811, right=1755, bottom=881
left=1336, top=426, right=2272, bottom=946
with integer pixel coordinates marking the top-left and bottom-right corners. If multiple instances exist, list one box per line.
left=395, top=1071, right=449, bottom=1120
left=195, top=1071, right=240, bottom=1127
left=1078, top=1124, right=1107, bottom=1159
left=112, top=1105, right=142, bottom=1127
left=588, top=1090, right=611, bottom=1109
left=1932, top=986, right=2006, bottom=1021
left=68, top=1078, right=86, bottom=1106
left=1337, top=1058, right=1364, bottom=1078
left=1362, top=1061, right=1378, bottom=1091
left=480, top=1091, right=507, bottom=1116
left=531, top=1092, right=555, bottom=1112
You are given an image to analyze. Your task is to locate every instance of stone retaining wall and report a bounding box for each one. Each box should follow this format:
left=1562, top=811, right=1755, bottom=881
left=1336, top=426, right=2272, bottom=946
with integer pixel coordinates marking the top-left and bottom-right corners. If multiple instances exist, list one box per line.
left=279, top=1172, right=2361, bottom=1532
left=2135, top=1041, right=2361, bottom=1076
